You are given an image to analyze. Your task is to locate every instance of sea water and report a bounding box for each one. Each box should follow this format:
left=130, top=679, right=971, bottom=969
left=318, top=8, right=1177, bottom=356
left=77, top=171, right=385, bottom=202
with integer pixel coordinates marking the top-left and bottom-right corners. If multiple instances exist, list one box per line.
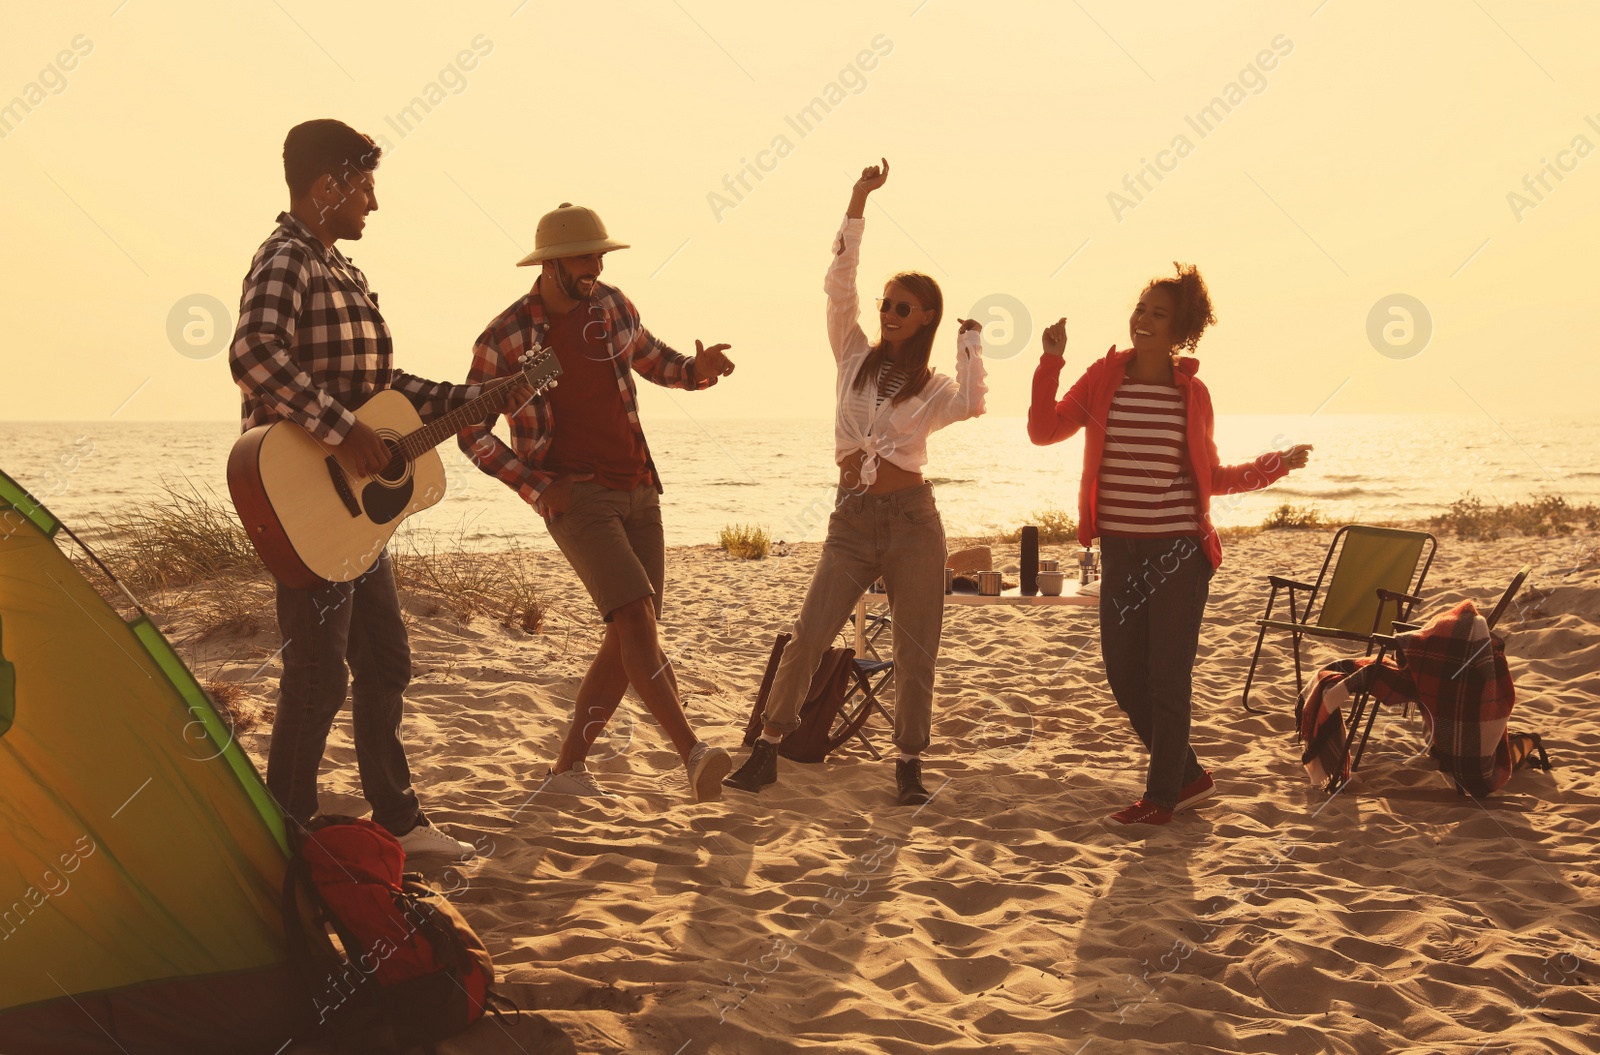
left=3, top=415, right=1596, bottom=550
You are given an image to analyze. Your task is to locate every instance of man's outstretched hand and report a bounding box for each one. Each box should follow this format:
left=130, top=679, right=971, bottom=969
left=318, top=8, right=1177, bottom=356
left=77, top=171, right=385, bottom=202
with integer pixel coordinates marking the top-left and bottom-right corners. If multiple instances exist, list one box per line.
left=695, top=340, right=736, bottom=379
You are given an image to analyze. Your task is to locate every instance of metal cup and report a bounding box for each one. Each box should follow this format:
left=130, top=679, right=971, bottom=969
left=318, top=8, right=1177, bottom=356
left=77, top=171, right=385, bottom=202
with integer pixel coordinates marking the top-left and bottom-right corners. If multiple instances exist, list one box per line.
left=944, top=567, right=954, bottom=594
left=1037, top=570, right=1064, bottom=596
left=1039, top=559, right=1059, bottom=573
left=976, top=570, right=1003, bottom=596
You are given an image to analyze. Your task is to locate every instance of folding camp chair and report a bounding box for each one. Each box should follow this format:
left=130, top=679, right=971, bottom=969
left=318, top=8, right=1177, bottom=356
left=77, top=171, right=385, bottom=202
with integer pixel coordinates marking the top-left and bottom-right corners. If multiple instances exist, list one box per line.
left=1241, top=525, right=1437, bottom=714
left=1340, top=564, right=1532, bottom=780
left=839, top=606, right=896, bottom=758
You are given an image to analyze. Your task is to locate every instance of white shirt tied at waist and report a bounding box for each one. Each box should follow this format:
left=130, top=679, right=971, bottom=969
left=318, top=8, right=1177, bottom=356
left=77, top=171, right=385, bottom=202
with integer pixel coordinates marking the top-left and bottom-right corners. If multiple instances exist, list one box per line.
left=825, top=216, right=987, bottom=485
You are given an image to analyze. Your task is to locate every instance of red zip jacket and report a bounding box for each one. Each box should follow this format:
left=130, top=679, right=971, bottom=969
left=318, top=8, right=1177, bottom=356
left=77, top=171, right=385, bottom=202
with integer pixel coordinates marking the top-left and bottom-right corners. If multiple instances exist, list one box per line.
left=1028, top=346, right=1290, bottom=568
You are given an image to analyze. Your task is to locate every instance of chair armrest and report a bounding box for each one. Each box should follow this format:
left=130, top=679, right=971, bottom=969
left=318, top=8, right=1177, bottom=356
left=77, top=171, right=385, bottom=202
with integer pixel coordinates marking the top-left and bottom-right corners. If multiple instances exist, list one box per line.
left=1256, top=619, right=1383, bottom=644
left=1391, top=621, right=1420, bottom=634
left=1268, top=576, right=1315, bottom=590
left=1376, top=589, right=1423, bottom=607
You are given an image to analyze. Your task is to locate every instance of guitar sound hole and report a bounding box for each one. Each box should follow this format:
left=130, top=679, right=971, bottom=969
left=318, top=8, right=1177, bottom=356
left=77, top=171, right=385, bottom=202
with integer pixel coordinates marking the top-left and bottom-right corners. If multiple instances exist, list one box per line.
left=378, top=445, right=406, bottom=484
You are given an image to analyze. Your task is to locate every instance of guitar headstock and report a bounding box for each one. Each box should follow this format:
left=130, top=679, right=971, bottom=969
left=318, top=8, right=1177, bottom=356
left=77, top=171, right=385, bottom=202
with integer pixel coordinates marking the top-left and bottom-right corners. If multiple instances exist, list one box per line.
left=517, top=345, right=563, bottom=394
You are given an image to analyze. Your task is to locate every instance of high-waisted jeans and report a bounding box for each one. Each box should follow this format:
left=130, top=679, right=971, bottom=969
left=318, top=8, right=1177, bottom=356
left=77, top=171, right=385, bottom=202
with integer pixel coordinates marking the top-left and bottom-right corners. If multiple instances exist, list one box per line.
left=760, top=484, right=946, bottom=755
left=1098, top=535, right=1214, bottom=809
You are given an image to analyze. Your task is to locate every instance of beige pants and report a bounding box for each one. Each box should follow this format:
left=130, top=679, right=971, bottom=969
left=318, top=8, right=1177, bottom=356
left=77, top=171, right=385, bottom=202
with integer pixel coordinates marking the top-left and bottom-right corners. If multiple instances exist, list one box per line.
left=760, top=484, right=946, bottom=755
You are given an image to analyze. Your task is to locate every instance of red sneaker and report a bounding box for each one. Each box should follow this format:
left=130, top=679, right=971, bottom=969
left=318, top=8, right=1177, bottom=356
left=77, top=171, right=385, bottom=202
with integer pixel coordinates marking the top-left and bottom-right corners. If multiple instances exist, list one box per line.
left=1110, top=799, right=1173, bottom=825
left=1175, top=771, right=1215, bottom=812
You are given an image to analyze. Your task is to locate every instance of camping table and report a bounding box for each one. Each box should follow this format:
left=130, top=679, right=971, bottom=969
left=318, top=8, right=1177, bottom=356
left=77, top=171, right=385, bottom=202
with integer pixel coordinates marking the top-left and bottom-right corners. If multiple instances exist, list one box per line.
left=852, top=584, right=1099, bottom=655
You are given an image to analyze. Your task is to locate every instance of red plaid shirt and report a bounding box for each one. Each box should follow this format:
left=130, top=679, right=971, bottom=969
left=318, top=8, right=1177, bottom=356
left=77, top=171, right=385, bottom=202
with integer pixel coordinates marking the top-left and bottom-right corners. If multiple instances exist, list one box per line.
left=456, top=283, right=715, bottom=505
left=1300, top=600, right=1518, bottom=795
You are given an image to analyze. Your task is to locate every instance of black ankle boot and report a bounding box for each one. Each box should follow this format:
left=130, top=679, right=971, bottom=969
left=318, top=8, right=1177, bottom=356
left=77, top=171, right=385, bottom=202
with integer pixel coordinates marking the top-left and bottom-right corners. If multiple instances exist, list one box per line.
left=896, top=758, right=929, bottom=806
left=725, top=739, right=779, bottom=792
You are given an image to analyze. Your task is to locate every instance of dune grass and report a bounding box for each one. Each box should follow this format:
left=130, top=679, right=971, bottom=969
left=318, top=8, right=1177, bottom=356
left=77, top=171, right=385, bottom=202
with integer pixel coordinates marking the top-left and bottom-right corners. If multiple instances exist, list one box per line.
left=203, top=675, right=264, bottom=737
left=1001, top=508, right=1078, bottom=545
left=391, top=539, right=547, bottom=632
left=82, top=479, right=547, bottom=634
left=1261, top=503, right=1327, bottom=530
left=91, top=478, right=258, bottom=592
left=719, top=523, right=771, bottom=560
left=1431, top=493, right=1600, bottom=540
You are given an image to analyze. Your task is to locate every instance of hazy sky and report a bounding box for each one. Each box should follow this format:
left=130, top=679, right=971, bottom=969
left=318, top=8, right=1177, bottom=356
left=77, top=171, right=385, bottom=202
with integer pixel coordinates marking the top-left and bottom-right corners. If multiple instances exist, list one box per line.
left=2, top=1, right=1595, bottom=429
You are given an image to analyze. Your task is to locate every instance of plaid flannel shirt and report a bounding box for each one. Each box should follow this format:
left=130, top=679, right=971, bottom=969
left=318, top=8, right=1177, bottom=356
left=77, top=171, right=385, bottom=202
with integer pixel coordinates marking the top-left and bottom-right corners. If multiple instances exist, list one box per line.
left=1300, top=600, right=1517, bottom=795
left=230, top=212, right=479, bottom=441
left=456, top=282, right=715, bottom=505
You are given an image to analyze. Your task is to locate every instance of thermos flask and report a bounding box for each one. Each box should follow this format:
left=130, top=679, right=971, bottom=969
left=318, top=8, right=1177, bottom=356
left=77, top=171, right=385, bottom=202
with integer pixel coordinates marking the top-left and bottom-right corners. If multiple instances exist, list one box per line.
left=1021, top=525, right=1039, bottom=596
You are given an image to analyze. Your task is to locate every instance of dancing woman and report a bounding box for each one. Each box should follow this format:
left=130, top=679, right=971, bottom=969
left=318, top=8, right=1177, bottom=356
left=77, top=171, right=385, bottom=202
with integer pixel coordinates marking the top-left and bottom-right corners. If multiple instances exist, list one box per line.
left=1028, top=265, right=1312, bottom=825
left=725, top=159, right=986, bottom=805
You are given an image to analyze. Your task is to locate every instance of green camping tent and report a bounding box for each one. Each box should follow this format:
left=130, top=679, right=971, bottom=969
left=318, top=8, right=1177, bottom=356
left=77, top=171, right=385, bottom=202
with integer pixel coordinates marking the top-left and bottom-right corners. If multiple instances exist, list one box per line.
left=0, top=469, right=313, bottom=1052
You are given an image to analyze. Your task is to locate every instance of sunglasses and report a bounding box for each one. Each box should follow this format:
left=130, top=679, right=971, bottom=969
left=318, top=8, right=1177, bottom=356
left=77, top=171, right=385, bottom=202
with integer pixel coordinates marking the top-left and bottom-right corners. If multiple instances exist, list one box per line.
left=876, top=297, right=920, bottom=318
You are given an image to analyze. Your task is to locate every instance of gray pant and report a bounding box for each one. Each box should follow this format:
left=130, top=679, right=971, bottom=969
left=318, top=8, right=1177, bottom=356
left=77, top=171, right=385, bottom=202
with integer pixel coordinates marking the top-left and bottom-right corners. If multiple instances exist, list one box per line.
left=1098, top=535, right=1213, bottom=809
left=267, top=552, right=421, bottom=835
left=761, top=484, right=946, bottom=755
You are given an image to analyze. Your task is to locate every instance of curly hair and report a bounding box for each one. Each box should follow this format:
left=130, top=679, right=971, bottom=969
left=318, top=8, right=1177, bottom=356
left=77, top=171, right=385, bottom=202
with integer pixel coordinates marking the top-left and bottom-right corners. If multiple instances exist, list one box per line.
left=1143, top=262, right=1216, bottom=352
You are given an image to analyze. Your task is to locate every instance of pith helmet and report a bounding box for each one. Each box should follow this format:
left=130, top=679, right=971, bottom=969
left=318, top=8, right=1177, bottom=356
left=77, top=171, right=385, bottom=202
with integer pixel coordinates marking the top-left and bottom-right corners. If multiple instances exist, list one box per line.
left=515, top=202, right=630, bottom=265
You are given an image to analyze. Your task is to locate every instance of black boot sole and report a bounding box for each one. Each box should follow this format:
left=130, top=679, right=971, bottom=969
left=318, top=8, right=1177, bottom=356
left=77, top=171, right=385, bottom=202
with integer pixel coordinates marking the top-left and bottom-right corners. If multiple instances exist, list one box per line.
left=724, top=755, right=777, bottom=794
left=723, top=774, right=772, bottom=793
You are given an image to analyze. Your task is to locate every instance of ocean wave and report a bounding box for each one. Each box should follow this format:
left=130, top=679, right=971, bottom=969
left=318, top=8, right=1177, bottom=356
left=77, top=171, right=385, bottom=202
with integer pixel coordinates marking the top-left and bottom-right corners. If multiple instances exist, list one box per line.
left=1270, top=486, right=1394, bottom=500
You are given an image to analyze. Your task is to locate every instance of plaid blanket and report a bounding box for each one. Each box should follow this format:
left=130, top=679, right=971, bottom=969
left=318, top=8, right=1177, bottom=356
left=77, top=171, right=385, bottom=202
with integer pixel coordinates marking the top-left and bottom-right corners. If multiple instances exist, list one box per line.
left=1299, top=600, right=1517, bottom=795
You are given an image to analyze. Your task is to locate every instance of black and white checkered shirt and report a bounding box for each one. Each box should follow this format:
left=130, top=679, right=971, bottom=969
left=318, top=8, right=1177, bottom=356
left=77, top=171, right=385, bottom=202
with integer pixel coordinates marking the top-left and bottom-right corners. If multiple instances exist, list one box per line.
left=229, top=211, right=478, bottom=442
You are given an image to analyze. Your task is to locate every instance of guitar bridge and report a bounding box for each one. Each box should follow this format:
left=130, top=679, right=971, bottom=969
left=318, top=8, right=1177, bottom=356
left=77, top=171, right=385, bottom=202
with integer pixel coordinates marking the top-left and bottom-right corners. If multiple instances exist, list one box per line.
left=325, top=457, right=362, bottom=517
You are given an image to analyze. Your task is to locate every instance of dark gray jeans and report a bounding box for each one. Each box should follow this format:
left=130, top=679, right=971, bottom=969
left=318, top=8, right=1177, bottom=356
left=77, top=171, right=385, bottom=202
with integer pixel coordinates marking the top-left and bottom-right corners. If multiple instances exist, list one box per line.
left=266, top=552, right=421, bottom=835
left=1098, top=535, right=1213, bottom=809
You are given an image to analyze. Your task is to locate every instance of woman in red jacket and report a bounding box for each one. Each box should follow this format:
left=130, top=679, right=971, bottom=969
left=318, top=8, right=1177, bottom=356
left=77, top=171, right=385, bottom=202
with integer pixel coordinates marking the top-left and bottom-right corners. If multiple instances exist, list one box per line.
left=1028, top=264, right=1312, bottom=825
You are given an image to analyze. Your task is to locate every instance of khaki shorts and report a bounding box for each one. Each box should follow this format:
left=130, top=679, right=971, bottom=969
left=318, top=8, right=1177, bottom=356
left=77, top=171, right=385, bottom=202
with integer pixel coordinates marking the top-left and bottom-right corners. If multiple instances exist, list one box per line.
left=544, top=481, right=665, bottom=621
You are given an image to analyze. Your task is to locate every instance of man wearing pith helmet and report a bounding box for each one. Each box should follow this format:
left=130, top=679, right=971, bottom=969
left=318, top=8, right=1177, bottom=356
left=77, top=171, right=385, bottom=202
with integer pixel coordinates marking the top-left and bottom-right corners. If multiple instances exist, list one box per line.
left=458, top=202, right=737, bottom=803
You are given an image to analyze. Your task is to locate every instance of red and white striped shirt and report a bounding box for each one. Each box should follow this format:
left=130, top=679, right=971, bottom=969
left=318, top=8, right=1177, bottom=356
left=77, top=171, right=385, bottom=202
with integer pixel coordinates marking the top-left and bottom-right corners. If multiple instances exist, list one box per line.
left=1095, top=380, right=1201, bottom=537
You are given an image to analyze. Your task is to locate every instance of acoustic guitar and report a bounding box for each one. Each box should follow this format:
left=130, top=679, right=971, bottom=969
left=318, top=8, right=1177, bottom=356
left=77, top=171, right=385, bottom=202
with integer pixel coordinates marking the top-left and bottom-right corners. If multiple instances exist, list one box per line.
left=228, top=349, right=560, bottom=589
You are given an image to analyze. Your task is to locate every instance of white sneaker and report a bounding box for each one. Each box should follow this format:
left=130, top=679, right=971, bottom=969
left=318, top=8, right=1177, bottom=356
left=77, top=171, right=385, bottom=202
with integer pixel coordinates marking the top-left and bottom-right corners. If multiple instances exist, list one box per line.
left=687, top=742, right=732, bottom=803
left=396, top=819, right=476, bottom=860
left=541, top=762, right=612, bottom=798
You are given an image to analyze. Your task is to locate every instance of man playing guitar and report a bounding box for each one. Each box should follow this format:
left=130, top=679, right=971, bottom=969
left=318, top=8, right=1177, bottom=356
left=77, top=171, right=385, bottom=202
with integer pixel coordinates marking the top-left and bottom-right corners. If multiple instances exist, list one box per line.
left=230, top=119, right=530, bottom=857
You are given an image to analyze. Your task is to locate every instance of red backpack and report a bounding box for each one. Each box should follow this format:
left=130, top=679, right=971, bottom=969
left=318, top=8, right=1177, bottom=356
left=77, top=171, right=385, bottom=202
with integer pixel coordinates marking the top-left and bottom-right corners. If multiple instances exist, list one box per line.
left=281, top=816, right=502, bottom=1051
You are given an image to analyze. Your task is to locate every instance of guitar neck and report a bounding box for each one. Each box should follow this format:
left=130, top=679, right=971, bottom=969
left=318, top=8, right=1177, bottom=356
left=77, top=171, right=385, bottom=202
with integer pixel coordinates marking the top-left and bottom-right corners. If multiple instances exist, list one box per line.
left=394, top=374, right=520, bottom=463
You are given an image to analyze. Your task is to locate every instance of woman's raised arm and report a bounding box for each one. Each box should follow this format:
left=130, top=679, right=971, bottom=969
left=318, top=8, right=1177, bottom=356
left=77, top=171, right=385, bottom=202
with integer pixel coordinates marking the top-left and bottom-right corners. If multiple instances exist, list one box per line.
left=824, top=159, right=889, bottom=361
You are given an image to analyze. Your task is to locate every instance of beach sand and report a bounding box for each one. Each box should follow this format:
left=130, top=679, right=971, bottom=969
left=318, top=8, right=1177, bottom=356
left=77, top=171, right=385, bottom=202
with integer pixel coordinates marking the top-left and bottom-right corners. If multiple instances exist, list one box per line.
left=169, top=527, right=1600, bottom=1054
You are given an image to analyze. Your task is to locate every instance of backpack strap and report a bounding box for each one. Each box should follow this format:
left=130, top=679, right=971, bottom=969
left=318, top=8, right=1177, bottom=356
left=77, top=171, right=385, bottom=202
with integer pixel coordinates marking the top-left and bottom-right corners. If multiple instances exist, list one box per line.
left=281, top=853, right=339, bottom=987
left=281, top=845, right=400, bottom=1053
left=482, top=989, right=524, bottom=1027
left=744, top=633, right=792, bottom=746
